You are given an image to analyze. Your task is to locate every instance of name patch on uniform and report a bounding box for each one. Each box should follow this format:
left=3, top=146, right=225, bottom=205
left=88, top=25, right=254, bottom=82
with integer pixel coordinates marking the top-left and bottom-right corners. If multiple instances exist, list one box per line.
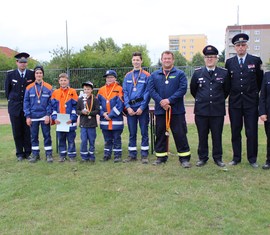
left=169, top=76, right=176, bottom=79
left=12, top=79, right=17, bottom=83
left=216, top=77, right=223, bottom=81
left=248, top=64, right=255, bottom=69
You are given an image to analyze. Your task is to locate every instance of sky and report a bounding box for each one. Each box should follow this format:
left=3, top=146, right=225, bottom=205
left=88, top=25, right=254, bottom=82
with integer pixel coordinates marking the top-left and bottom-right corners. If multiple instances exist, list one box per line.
left=1, top=0, right=269, bottom=65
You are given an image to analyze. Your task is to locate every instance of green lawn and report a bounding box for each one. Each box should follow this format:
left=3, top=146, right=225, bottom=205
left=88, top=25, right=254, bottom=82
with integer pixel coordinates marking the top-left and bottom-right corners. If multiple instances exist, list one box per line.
left=0, top=124, right=269, bottom=235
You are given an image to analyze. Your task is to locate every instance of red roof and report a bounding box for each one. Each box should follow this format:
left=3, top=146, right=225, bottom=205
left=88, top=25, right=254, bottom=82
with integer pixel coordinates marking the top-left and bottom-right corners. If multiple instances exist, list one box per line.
left=0, top=46, right=17, bottom=58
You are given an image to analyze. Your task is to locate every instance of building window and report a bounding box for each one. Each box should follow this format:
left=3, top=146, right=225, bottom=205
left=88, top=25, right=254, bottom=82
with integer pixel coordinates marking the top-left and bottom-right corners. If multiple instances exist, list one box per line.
left=170, top=40, right=179, bottom=44
left=254, top=45, right=260, bottom=50
left=182, top=39, right=186, bottom=43
left=182, top=46, right=186, bottom=49
left=190, top=45, right=194, bottom=49
left=254, top=30, right=260, bottom=35
left=190, top=52, right=194, bottom=56
left=254, top=38, right=260, bottom=42
left=190, top=39, right=194, bottom=43
left=182, top=52, right=186, bottom=56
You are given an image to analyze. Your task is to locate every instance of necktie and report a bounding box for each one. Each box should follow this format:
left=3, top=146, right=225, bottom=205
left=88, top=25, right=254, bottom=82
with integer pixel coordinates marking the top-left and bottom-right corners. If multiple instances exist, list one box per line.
left=21, top=73, right=24, bottom=79
left=239, top=58, right=243, bottom=68
left=209, top=70, right=214, bottom=77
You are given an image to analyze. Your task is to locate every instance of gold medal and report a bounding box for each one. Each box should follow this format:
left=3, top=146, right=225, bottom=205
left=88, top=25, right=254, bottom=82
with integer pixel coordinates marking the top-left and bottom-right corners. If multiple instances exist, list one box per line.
left=88, top=116, right=91, bottom=119
left=37, top=100, right=41, bottom=104
left=165, top=80, right=169, bottom=84
left=133, top=87, right=137, bottom=92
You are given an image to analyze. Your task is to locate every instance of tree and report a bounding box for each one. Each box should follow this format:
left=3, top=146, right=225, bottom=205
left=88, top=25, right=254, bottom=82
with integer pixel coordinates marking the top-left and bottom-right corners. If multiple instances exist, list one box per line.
left=47, top=46, right=74, bottom=69
left=173, top=52, right=188, bottom=66
left=190, top=52, right=204, bottom=66
left=219, top=49, right=225, bottom=63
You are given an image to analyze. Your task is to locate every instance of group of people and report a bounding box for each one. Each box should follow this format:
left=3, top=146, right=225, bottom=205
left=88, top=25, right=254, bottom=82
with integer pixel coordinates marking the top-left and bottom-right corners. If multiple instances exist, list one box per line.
left=4, top=33, right=270, bottom=169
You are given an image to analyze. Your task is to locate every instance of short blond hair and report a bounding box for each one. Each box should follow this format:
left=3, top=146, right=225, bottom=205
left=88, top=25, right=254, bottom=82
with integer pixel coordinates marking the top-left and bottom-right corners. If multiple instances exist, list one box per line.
left=58, top=73, right=69, bottom=80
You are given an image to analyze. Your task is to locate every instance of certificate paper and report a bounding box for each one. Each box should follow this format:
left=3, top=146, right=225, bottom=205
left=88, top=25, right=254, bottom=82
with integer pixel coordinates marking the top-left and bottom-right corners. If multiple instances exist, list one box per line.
left=56, top=113, right=70, bottom=132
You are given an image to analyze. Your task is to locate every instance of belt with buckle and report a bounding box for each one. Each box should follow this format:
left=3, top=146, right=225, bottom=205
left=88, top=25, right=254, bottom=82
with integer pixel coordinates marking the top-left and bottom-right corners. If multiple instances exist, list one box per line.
left=128, top=97, right=143, bottom=105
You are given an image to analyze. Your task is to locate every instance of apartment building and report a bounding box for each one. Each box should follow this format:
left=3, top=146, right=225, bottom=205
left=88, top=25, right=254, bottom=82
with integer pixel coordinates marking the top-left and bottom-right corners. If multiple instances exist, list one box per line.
left=225, top=24, right=270, bottom=65
left=169, top=34, right=207, bottom=61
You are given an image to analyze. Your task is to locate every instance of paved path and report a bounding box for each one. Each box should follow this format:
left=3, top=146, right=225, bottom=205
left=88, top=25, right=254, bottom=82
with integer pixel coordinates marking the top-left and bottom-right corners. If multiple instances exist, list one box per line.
left=0, top=107, right=236, bottom=125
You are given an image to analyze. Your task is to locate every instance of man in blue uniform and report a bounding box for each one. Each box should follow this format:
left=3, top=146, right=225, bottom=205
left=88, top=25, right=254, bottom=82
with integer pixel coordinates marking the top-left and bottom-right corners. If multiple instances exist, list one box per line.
left=225, top=33, right=264, bottom=168
left=148, top=50, right=191, bottom=168
left=4, top=52, right=35, bottom=161
left=190, top=45, right=230, bottom=167
left=259, top=71, right=270, bottom=169
left=122, top=52, right=151, bottom=164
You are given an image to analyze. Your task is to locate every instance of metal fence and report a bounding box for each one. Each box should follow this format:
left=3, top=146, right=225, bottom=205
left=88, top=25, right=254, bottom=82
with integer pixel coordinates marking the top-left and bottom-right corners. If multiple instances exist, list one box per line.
left=0, top=66, right=196, bottom=100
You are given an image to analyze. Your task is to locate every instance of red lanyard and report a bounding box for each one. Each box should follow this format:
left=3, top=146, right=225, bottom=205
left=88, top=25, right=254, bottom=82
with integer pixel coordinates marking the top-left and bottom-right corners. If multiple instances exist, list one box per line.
left=35, top=82, right=44, bottom=102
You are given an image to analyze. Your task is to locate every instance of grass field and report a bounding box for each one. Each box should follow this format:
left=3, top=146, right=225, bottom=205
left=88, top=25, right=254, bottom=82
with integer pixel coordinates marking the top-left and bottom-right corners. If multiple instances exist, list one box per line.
left=0, top=124, right=270, bottom=235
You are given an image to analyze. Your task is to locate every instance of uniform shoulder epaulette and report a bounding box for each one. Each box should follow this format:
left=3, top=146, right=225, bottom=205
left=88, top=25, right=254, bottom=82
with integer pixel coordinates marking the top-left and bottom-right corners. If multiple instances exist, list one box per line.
left=194, top=67, right=202, bottom=71
left=29, top=69, right=34, bottom=71
left=7, top=69, right=14, bottom=73
left=220, top=67, right=227, bottom=71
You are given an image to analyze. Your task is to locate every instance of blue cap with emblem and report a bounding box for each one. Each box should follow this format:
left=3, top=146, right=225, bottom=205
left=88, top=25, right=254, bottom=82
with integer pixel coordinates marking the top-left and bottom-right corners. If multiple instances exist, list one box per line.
left=232, top=33, right=249, bottom=45
left=103, top=70, right=117, bottom=78
left=203, top=45, right=219, bottom=55
left=14, top=52, right=30, bottom=63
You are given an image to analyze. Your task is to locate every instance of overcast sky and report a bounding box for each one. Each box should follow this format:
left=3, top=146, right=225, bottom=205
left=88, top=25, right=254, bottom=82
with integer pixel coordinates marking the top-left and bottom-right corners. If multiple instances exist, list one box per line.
left=1, top=0, right=269, bottom=64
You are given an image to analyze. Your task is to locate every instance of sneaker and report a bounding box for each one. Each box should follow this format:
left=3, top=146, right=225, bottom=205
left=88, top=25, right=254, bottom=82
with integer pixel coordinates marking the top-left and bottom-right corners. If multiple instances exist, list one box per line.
left=181, top=161, right=191, bottom=168
left=123, top=156, right=137, bottom=163
left=46, top=155, right=53, bottom=163
left=114, top=157, right=122, bottom=163
left=89, top=158, right=95, bottom=164
left=58, top=157, right=66, bottom=163
left=141, top=157, right=149, bottom=164
left=28, top=155, right=40, bottom=163
left=69, top=157, right=76, bottom=162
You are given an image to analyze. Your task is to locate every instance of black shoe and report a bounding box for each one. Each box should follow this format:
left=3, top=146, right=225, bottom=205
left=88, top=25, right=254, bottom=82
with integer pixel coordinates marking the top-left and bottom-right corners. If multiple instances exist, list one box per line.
left=89, top=159, right=95, bottom=164
left=80, top=159, right=90, bottom=163
left=250, top=162, right=259, bottom=168
left=196, top=160, right=207, bottom=167
left=215, top=160, right=226, bottom=167
left=152, top=157, right=167, bottom=165
left=181, top=161, right=191, bottom=168
left=100, top=156, right=111, bottom=162
left=228, top=160, right=239, bottom=166
left=46, top=155, right=53, bottom=163
left=262, top=163, right=270, bottom=170
left=28, top=155, right=40, bottom=163
left=114, top=157, right=122, bottom=163
left=122, top=156, right=137, bottom=163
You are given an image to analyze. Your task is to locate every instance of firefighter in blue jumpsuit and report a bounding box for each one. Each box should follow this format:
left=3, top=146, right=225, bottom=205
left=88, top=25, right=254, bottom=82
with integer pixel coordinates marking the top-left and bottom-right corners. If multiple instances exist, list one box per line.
left=148, top=51, right=191, bottom=168
left=122, top=52, right=151, bottom=164
left=4, top=52, right=35, bottom=161
left=24, top=66, right=53, bottom=163
left=225, top=33, right=263, bottom=168
left=190, top=45, right=230, bottom=167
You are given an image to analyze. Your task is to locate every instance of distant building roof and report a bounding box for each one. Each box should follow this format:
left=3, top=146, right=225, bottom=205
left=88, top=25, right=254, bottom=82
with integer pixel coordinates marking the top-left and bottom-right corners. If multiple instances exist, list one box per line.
left=0, top=46, right=17, bottom=58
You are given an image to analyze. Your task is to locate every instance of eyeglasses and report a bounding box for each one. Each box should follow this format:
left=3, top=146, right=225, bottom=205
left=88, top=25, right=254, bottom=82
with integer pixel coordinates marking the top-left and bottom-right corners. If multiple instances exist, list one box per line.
left=235, top=43, right=247, bottom=47
left=204, top=56, right=217, bottom=59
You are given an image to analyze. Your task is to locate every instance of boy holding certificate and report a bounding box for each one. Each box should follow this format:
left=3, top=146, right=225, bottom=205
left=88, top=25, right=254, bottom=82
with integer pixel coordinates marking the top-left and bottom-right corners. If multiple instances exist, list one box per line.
left=51, top=73, right=78, bottom=162
left=77, top=81, right=100, bottom=162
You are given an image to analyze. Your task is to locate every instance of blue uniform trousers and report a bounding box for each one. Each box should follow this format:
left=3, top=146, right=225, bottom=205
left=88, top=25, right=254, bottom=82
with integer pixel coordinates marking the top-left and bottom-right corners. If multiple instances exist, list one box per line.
left=10, top=111, right=32, bottom=158
left=195, top=115, right=224, bottom=162
left=58, top=130, right=76, bottom=158
left=80, top=127, right=96, bottom=160
left=155, top=114, right=191, bottom=162
left=229, top=106, right=258, bottom=163
left=30, top=121, right=52, bottom=157
left=127, top=107, right=149, bottom=158
left=102, top=129, right=123, bottom=158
